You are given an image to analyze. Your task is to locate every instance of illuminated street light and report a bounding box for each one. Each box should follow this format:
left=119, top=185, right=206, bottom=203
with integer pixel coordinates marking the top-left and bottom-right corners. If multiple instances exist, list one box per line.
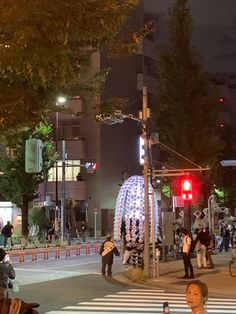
left=55, top=96, right=66, bottom=229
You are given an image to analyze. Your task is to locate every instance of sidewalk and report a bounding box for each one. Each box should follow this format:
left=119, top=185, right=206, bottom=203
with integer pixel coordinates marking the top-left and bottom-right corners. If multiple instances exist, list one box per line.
left=115, top=251, right=236, bottom=298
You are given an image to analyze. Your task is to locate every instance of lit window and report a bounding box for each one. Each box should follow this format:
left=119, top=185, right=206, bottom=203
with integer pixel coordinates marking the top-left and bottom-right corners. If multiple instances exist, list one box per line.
left=48, top=160, right=81, bottom=182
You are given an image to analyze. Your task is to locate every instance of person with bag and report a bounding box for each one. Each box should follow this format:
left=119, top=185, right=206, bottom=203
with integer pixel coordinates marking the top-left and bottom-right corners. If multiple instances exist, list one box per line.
left=100, top=234, right=120, bottom=276
left=1, top=221, right=13, bottom=250
left=0, top=248, right=16, bottom=298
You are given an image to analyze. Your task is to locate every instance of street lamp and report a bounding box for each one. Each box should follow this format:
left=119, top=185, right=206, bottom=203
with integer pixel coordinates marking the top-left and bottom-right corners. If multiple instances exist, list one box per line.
left=55, top=97, right=66, bottom=224
left=96, top=86, right=152, bottom=277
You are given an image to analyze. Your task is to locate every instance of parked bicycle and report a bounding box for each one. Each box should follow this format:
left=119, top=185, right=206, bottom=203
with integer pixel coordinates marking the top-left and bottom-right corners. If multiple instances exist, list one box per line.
left=229, top=244, right=236, bottom=277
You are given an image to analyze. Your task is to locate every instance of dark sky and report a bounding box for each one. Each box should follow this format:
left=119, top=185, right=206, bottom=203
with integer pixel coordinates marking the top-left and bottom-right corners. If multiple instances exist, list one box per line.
left=145, top=0, right=236, bottom=73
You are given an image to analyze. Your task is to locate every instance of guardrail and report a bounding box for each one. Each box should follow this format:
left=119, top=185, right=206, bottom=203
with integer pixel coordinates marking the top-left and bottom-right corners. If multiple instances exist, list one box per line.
left=6, top=242, right=102, bottom=264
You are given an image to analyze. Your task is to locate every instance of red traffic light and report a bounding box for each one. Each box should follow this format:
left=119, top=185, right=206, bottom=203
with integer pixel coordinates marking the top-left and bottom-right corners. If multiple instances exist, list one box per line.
left=218, top=97, right=225, bottom=104
left=181, top=179, right=193, bottom=201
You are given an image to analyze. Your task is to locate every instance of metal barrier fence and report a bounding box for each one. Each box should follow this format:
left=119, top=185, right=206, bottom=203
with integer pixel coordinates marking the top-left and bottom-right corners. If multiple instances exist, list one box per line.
left=5, top=240, right=123, bottom=264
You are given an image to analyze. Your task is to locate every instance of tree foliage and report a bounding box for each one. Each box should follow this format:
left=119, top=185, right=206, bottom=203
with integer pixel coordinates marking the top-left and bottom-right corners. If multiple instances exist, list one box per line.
left=155, top=0, right=223, bottom=174
left=0, top=119, right=57, bottom=237
left=0, top=0, right=146, bottom=131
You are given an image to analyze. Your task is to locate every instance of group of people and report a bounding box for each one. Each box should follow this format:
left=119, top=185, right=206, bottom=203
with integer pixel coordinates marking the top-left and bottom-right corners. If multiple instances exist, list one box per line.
left=99, top=234, right=209, bottom=314
left=218, top=224, right=236, bottom=252
left=47, top=219, right=88, bottom=243
left=180, top=226, right=215, bottom=279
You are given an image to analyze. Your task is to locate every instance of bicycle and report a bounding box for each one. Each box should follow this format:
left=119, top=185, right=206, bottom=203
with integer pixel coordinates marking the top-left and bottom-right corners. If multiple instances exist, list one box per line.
left=229, top=246, right=236, bottom=277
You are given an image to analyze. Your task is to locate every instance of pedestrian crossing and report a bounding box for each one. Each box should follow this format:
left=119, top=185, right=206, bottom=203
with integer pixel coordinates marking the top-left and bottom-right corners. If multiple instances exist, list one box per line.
left=45, top=288, right=236, bottom=314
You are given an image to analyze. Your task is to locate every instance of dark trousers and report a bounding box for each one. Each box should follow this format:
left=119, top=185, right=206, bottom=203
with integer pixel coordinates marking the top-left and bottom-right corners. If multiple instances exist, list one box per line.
left=183, top=253, right=194, bottom=277
left=206, top=250, right=214, bottom=268
left=101, top=262, right=112, bottom=276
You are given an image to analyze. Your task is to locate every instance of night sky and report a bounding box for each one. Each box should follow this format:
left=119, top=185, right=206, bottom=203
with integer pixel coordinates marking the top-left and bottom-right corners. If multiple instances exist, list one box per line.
left=145, top=0, right=236, bottom=73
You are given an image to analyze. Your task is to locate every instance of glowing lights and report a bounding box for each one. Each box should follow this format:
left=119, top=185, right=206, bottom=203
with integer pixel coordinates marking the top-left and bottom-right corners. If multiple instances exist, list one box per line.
left=113, top=175, right=159, bottom=243
left=139, top=137, right=145, bottom=165
left=181, top=179, right=193, bottom=201
left=218, top=97, right=225, bottom=104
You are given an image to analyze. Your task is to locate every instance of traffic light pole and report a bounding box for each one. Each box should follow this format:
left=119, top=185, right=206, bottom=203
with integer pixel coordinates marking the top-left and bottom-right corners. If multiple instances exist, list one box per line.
left=184, top=201, right=192, bottom=233
left=61, top=140, right=66, bottom=240
left=142, top=87, right=150, bottom=277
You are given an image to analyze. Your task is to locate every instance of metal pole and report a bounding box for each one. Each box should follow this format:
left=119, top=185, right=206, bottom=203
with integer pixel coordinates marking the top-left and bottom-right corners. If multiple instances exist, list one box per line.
left=94, top=212, right=97, bottom=239
left=143, top=86, right=150, bottom=277
left=151, top=188, right=157, bottom=278
left=184, top=201, right=191, bottom=233
left=55, top=111, right=59, bottom=220
left=61, top=140, right=66, bottom=240
left=208, top=197, right=211, bottom=233
left=208, top=195, right=215, bottom=234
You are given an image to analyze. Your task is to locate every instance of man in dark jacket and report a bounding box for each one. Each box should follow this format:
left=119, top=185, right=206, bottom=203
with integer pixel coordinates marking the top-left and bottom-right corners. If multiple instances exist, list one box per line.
left=100, top=234, right=120, bottom=276
left=1, top=221, right=13, bottom=249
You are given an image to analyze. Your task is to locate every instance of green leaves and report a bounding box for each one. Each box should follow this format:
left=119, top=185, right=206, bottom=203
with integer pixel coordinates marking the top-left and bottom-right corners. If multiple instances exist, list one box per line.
left=0, top=0, right=141, bottom=132
left=156, top=0, right=222, bottom=172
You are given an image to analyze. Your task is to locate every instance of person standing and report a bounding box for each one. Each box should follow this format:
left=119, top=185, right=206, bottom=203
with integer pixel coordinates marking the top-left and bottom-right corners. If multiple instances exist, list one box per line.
left=205, top=227, right=214, bottom=269
left=0, top=248, right=15, bottom=298
left=66, top=218, right=72, bottom=245
left=181, top=228, right=194, bottom=279
left=100, top=234, right=120, bottom=276
left=80, top=220, right=88, bottom=242
left=47, top=220, right=55, bottom=242
left=29, top=222, right=39, bottom=248
left=186, top=280, right=208, bottom=313
left=220, top=225, right=230, bottom=252
left=1, top=221, right=13, bottom=250
left=194, top=227, right=208, bottom=269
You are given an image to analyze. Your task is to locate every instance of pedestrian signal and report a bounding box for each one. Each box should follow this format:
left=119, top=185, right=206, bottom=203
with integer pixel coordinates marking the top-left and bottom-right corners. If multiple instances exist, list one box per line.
left=181, top=179, right=192, bottom=201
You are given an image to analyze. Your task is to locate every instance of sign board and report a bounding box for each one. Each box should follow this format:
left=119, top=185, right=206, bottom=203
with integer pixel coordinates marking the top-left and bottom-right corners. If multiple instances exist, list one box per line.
left=94, top=208, right=98, bottom=213
left=220, top=160, right=236, bottom=167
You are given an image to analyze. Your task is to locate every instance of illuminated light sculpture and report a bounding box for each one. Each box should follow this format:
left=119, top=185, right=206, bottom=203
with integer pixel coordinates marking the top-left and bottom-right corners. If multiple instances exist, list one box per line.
left=113, top=175, right=159, bottom=243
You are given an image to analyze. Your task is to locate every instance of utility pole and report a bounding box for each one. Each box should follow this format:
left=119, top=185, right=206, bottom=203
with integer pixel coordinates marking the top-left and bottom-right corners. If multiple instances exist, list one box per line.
left=61, top=140, right=66, bottom=240
left=184, top=201, right=191, bottom=233
left=55, top=111, right=60, bottom=222
left=141, top=86, right=150, bottom=277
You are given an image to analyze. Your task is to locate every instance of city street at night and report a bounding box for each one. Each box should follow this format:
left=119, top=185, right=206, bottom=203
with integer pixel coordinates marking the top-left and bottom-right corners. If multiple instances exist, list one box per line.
left=8, top=247, right=236, bottom=314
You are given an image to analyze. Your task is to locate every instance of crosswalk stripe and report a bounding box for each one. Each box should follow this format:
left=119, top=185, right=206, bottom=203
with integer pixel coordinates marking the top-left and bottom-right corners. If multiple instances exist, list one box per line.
left=44, top=288, right=236, bottom=314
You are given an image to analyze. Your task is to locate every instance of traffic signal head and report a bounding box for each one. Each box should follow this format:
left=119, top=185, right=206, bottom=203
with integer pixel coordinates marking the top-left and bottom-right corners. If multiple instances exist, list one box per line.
left=25, top=139, right=43, bottom=173
left=181, top=179, right=192, bottom=201
left=85, top=162, right=97, bottom=173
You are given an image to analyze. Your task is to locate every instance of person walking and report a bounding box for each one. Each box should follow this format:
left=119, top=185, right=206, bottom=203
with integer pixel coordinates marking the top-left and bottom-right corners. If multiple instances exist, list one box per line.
left=80, top=220, right=88, bottom=242
left=186, top=280, right=208, bottom=313
left=47, top=220, right=55, bottom=242
left=1, top=221, right=13, bottom=250
left=205, top=227, right=214, bottom=269
left=0, top=248, right=16, bottom=298
left=100, top=234, right=120, bottom=276
left=29, top=222, right=39, bottom=248
left=181, top=228, right=194, bottom=279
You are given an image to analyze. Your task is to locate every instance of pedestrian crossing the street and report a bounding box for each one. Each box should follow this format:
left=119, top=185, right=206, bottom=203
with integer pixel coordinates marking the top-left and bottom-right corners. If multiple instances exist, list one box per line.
left=45, top=288, right=236, bottom=314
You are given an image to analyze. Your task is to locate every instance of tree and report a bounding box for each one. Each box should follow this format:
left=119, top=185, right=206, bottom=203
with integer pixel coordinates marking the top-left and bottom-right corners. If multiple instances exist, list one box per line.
left=0, top=120, right=57, bottom=238
left=0, top=0, right=150, bottom=132
left=155, top=0, right=223, bottom=196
